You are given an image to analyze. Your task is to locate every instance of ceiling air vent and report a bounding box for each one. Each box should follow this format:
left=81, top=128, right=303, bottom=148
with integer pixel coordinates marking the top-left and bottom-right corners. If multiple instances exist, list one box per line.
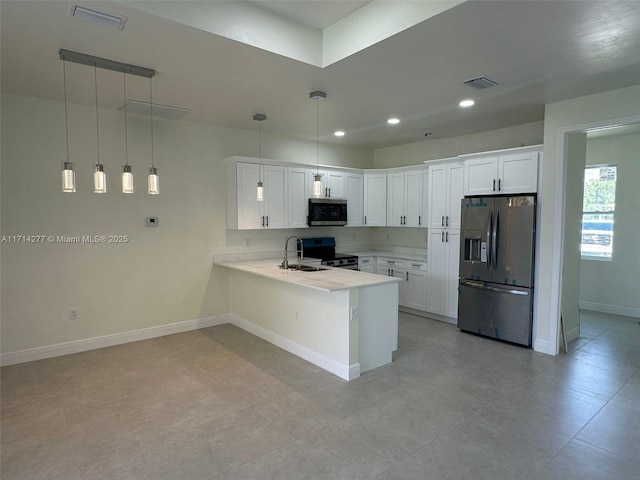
left=68, top=3, right=127, bottom=30
left=463, top=76, right=499, bottom=90
left=121, top=101, right=191, bottom=121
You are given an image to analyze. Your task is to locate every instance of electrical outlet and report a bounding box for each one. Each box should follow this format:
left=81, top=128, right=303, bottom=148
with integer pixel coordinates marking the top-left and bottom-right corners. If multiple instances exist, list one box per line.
left=69, top=309, right=79, bottom=320
left=295, top=310, right=299, bottom=321
left=245, top=238, right=251, bottom=246
left=350, top=306, right=358, bottom=321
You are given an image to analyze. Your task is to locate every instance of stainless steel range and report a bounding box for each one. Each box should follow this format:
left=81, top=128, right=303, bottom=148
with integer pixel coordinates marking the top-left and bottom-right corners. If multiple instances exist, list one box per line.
left=300, top=237, right=359, bottom=270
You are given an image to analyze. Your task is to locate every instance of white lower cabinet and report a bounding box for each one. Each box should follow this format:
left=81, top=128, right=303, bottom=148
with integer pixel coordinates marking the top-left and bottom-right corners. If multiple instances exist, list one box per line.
left=358, top=256, right=375, bottom=273
left=427, top=229, right=460, bottom=321
left=378, top=257, right=427, bottom=311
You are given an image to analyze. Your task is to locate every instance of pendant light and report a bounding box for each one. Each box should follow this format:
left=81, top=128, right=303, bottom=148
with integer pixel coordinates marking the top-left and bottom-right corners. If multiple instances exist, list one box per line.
left=253, top=113, right=267, bottom=202
left=93, top=65, right=107, bottom=193
left=121, top=71, right=134, bottom=193
left=310, top=90, right=326, bottom=198
left=61, top=59, right=76, bottom=192
left=147, top=76, right=159, bottom=194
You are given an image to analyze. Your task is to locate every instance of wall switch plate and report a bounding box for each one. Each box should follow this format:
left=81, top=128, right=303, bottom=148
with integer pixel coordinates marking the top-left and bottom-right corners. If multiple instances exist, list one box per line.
left=146, top=216, right=159, bottom=227
left=350, top=306, right=358, bottom=321
left=69, top=309, right=79, bottom=320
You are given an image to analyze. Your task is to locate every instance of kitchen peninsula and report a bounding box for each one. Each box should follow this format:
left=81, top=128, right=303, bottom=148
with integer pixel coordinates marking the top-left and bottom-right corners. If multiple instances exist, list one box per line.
left=214, top=256, right=400, bottom=380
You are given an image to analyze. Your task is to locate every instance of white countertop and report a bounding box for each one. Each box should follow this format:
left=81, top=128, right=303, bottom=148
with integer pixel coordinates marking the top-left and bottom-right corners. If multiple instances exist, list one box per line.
left=214, top=258, right=401, bottom=292
left=344, top=250, right=427, bottom=262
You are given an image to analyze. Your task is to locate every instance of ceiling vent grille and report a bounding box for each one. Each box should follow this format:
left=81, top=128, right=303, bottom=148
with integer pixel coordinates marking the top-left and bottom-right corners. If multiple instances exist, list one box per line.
left=120, top=100, right=191, bottom=120
left=68, top=4, right=127, bottom=30
left=463, top=76, right=499, bottom=90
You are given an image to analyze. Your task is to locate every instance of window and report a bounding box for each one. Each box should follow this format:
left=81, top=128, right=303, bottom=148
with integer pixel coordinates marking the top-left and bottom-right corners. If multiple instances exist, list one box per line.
left=581, top=164, right=616, bottom=259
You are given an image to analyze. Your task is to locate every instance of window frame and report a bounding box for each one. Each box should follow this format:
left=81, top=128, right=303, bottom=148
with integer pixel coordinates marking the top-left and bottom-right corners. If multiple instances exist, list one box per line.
left=580, top=163, right=617, bottom=261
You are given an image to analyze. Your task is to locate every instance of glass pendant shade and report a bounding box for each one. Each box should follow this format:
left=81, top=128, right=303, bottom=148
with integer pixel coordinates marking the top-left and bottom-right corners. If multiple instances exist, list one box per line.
left=148, top=166, right=159, bottom=194
left=312, top=174, right=323, bottom=198
left=94, top=163, right=107, bottom=193
left=62, top=161, right=76, bottom=193
left=122, top=165, right=134, bottom=193
left=256, top=180, right=264, bottom=202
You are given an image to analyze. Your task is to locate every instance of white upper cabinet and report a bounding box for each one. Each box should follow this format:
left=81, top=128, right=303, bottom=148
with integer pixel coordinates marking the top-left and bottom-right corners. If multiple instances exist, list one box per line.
left=364, top=172, right=387, bottom=226
left=387, top=169, right=426, bottom=227
left=344, top=173, right=364, bottom=226
left=227, top=162, right=287, bottom=230
left=288, top=167, right=309, bottom=229
left=463, top=146, right=540, bottom=195
left=308, top=169, right=345, bottom=198
left=427, top=161, right=463, bottom=230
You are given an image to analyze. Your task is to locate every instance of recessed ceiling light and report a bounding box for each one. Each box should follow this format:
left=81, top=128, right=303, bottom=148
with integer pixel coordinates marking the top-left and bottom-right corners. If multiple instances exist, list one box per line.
left=459, top=99, right=475, bottom=108
left=334, top=130, right=345, bottom=137
left=387, top=117, right=400, bottom=125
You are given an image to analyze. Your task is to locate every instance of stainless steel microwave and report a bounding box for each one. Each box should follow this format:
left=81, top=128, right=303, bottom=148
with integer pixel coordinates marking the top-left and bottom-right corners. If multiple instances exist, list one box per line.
left=308, top=198, right=347, bottom=226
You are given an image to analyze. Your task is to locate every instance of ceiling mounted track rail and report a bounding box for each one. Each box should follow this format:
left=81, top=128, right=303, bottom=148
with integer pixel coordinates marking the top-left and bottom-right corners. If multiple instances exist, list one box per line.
left=59, top=49, right=155, bottom=78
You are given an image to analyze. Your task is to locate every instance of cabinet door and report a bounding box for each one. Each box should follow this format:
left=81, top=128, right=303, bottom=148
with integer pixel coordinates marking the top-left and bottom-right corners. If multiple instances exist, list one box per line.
left=428, top=164, right=448, bottom=228
left=447, top=163, right=464, bottom=230
left=405, top=270, right=427, bottom=311
left=387, top=172, right=405, bottom=226
left=421, top=169, right=429, bottom=228
left=326, top=171, right=345, bottom=198
left=464, top=156, right=498, bottom=196
left=364, top=174, right=387, bottom=226
left=427, top=229, right=447, bottom=315
left=445, top=230, right=460, bottom=318
left=263, top=165, right=287, bottom=229
left=404, top=170, right=423, bottom=227
left=288, top=167, right=309, bottom=228
left=499, top=152, right=538, bottom=194
left=236, top=163, right=264, bottom=230
left=359, top=256, right=374, bottom=272
left=345, top=173, right=364, bottom=226
left=393, top=268, right=406, bottom=306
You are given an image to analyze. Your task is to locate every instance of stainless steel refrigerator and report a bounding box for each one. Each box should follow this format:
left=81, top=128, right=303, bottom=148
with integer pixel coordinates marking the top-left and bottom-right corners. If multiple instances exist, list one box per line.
left=457, top=195, right=536, bottom=347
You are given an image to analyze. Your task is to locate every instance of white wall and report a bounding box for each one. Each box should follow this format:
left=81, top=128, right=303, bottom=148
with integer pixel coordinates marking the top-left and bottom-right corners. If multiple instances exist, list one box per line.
left=0, top=93, right=373, bottom=356
left=579, top=131, right=640, bottom=317
left=538, top=84, right=640, bottom=354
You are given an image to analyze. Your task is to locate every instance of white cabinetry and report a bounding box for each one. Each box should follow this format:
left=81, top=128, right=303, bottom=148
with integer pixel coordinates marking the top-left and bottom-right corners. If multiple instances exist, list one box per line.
left=364, top=172, right=387, bottom=226
left=309, top=169, right=345, bottom=198
left=344, top=173, right=364, bottom=226
left=426, top=229, right=460, bottom=321
left=378, top=257, right=427, bottom=311
left=427, top=161, right=463, bottom=229
left=227, top=162, right=287, bottom=230
left=288, top=167, right=309, bottom=229
left=463, top=146, right=540, bottom=195
left=358, top=256, right=375, bottom=273
left=387, top=169, right=425, bottom=227
left=426, top=159, right=463, bottom=321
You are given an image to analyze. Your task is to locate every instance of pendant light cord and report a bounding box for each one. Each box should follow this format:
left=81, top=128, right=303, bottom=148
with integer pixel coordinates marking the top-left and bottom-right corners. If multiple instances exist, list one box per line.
left=315, top=97, right=319, bottom=174
left=94, top=65, right=100, bottom=163
left=149, top=77, right=155, bottom=168
left=63, top=60, right=70, bottom=162
left=123, top=71, right=129, bottom=166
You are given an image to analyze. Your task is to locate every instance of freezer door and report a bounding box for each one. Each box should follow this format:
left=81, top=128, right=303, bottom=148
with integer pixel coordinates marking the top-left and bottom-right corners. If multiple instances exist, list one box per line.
left=457, top=280, right=533, bottom=347
left=459, top=197, right=493, bottom=282
left=493, top=196, right=536, bottom=288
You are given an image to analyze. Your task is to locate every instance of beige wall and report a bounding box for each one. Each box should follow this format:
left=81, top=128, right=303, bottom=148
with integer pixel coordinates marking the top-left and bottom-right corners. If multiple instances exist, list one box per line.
left=0, top=93, right=373, bottom=355
left=580, top=131, right=640, bottom=316
left=539, top=83, right=640, bottom=354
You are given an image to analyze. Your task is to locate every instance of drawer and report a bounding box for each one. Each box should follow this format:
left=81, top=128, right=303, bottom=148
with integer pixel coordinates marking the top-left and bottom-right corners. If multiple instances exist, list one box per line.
left=378, top=257, right=406, bottom=269
left=406, top=261, right=427, bottom=272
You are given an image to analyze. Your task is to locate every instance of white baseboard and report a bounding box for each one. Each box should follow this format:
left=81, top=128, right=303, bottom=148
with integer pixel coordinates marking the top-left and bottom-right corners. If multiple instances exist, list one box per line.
left=579, top=301, right=640, bottom=318
left=533, top=338, right=556, bottom=356
left=229, top=313, right=354, bottom=381
left=565, top=326, right=580, bottom=343
left=0, top=314, right=231, bottom=367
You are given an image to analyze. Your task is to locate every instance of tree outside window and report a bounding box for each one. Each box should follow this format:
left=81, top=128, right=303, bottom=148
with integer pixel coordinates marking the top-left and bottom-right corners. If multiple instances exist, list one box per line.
left=581, top=165, right=616, bottom=259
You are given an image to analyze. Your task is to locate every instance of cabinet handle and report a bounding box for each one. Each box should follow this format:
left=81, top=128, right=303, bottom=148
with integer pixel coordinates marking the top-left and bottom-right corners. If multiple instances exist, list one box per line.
left=406, top=272, right=408, bottom=281
left=493, top=179, right=496, bottom=192
left=441, top=215, right=445, bottom=227
left=328, top=188, right=331, bottom=197
left=364, top=215, right=367, bottom=225
left=442, top=231, right=445, bottom=242
left=498, top=178, right=502, bottom=191
left=261, top=216, right=265, bottom=227
left=446, top=231, right=449, bottom=242
left=266, top=216, right=269, bottom=227
left=446, top=216, right=449, bottom=227
left=419, top=216, right=422, bottom=226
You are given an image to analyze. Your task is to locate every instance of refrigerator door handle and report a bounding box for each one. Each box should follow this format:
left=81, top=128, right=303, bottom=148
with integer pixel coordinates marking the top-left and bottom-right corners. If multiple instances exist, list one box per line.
left=492, top=211, right=499, bottom=269
left=460, top=280, right=529, bottom=296
left=486, top=212, right=493, bottom=269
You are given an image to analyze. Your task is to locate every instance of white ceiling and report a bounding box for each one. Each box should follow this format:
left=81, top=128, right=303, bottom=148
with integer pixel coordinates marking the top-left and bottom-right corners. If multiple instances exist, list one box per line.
left=2, top=1, right=640, bottom=149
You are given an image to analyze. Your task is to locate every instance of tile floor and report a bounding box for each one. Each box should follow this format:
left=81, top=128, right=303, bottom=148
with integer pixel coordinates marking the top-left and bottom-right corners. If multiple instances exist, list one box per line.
left=1, top=310, right=638, bottom=479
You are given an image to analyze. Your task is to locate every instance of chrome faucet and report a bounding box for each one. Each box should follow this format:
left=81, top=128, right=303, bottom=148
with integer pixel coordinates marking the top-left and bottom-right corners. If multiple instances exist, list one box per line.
left=281, top=236, right=303, bottom=269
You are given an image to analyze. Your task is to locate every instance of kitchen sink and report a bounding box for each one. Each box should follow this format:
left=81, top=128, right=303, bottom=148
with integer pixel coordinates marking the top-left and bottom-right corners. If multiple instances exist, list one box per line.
left=285, top=264, right=327, bottom=272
